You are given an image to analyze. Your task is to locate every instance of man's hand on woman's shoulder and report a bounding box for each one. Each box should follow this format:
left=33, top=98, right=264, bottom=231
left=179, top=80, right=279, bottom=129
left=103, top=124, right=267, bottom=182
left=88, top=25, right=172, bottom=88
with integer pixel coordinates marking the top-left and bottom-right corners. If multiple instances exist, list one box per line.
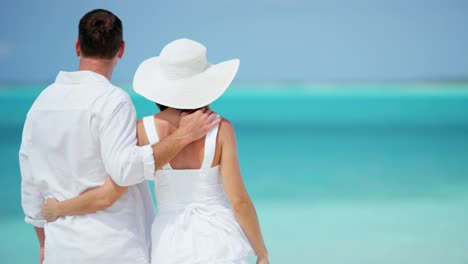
left=178, top=108, right=221, bottom=143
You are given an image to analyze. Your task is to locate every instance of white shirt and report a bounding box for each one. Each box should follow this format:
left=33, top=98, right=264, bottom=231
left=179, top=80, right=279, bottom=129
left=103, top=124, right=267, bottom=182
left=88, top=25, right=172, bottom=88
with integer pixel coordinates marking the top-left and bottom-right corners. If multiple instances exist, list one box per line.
left=20, top=71, right=155, bottom=264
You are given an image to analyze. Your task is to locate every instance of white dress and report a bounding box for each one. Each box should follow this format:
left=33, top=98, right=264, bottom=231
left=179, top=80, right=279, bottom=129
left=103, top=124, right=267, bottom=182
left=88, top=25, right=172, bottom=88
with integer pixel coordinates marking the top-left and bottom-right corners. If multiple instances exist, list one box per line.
left=142, top=116, right=254, bottom=264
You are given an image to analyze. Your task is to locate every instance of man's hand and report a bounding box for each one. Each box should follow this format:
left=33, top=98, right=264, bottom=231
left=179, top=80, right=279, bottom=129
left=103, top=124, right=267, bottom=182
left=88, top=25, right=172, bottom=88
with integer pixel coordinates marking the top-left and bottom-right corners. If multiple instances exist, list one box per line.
left=151, top=108, right=221, bottom=170
left=178, top=108, right=221, bottom=143
left=42, top=198, right=60, bottom=222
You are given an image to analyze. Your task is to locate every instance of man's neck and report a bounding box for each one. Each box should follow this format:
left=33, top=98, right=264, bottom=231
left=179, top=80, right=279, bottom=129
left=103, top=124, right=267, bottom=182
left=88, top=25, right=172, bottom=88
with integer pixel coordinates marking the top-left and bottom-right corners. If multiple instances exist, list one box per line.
left=78, top=57, right=115, bottom=81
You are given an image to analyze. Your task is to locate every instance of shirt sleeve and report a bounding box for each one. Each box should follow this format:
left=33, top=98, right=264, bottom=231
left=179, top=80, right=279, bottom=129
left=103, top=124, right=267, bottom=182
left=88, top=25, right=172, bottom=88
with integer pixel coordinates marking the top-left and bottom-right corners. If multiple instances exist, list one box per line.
left=99, top=92, right=155, bottom=186
left=20, top=116, right=46, bottom=228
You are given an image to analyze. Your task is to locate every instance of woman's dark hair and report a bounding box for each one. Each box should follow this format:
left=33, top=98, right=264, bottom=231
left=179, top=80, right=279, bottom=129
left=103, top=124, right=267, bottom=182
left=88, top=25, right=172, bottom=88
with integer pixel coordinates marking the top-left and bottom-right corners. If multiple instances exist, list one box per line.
left=156, top=103, right=169, bottom=111
left=78, top=9, right=123, bottom=59
left=156, top=103, right=209, bottom=112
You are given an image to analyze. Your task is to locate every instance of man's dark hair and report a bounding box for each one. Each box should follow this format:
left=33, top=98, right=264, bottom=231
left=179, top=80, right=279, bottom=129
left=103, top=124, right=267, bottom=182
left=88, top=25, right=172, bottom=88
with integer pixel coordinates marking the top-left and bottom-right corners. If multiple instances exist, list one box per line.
left=78, top=9, right=123, bottom=59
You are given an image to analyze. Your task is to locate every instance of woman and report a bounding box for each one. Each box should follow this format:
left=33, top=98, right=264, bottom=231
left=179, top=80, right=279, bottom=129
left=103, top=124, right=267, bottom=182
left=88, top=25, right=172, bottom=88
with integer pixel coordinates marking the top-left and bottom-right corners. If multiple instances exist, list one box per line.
left=42, top=38, right=269, bottom=264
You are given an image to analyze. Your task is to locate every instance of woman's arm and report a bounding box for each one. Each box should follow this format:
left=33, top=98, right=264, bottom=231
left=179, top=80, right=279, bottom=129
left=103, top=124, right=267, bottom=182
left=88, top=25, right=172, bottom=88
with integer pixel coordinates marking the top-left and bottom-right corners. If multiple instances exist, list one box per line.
left=42, top=177, right=127, bottom=222
left=219, top=120, right=269, bottom=263
left=41, top=118, right=151, bottom=222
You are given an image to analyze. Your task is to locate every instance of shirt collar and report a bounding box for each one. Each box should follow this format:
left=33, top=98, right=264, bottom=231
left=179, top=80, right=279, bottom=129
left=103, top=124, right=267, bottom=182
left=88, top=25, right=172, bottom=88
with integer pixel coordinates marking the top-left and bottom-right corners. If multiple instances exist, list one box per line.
left=55, top=70, right=111, bottom=85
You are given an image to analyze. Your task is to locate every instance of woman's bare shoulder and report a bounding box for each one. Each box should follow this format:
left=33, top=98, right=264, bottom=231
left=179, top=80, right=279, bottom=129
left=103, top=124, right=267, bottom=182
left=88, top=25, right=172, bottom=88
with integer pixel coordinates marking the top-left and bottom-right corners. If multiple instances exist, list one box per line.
left=218, top=118, right=236, bottom=144
left=136, top=114, right=161, bottom=145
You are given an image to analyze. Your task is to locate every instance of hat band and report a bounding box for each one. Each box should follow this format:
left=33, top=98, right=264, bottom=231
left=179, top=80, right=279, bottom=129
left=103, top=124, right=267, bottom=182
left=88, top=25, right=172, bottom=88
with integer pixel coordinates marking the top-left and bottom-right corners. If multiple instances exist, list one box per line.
left=160, top=53, right=208, bottom=80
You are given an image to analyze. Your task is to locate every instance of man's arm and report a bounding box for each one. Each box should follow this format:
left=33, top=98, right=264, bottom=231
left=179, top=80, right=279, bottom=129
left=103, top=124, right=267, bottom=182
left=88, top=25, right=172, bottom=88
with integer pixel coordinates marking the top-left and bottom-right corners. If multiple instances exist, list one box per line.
left=20, top=116, right=46, bottom=263
left=21, top=144, right=46, bottom=227
left=99, top=94, right=155, bottom=186
left=20, top=117, right=46, bottom=227
left=35, top=227, right=45, bottom=264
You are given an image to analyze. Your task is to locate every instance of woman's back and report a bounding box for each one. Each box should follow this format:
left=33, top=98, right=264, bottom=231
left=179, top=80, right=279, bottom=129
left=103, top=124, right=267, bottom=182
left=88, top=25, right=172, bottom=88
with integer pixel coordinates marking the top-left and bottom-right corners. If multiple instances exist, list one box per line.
left=137, top=108, right=222, bottom=170
left=137, top=110, right=254, bottom=264
left=141, top=111, right=225, bottom=208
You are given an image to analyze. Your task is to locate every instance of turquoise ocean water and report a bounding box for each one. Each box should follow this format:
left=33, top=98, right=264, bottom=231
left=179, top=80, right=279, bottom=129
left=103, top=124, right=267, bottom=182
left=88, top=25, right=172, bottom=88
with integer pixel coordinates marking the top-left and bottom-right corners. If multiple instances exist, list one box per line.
left=1, top=84, right=468, bottom=263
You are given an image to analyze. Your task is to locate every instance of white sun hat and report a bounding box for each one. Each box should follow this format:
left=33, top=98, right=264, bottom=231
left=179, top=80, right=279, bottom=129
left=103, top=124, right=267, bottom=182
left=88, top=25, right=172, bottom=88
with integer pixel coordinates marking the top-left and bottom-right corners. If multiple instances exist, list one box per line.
left=133, top=38, right=240, bottom=109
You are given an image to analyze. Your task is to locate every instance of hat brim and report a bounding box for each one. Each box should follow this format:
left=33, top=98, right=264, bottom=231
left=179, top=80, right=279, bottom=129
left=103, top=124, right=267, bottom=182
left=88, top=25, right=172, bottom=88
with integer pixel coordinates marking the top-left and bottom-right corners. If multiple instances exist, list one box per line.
left=133, top=56, right=239, bottom=109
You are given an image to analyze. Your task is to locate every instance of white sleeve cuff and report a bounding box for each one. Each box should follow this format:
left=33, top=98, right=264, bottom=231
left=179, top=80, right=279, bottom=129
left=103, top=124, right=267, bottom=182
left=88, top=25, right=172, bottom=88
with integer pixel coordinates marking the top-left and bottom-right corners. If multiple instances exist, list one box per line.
left=141, top=145, right=155, bottom=180
left=25, top=216, right=46, bottom=228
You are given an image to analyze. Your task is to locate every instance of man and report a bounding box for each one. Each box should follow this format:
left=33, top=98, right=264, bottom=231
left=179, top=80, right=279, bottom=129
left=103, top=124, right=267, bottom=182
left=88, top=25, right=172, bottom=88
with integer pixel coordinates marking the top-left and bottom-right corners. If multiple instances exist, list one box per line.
left=19, top=9, right=220, bottom=264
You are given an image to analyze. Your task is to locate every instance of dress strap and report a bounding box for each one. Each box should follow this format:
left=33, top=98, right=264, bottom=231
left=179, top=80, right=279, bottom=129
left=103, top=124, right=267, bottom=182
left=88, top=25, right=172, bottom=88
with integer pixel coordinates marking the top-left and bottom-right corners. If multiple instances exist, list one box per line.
left=143, top=116, right=159, bottom=145
left=143, top=116, right=172, bottom=170
left=201, top=122, right=220, bottom=169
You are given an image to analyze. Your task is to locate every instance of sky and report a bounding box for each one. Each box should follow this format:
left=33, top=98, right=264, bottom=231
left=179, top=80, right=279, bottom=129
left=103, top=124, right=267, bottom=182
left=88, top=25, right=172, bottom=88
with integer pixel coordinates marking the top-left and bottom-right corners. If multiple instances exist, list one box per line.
left=0, top=0, right=467, bottom=84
